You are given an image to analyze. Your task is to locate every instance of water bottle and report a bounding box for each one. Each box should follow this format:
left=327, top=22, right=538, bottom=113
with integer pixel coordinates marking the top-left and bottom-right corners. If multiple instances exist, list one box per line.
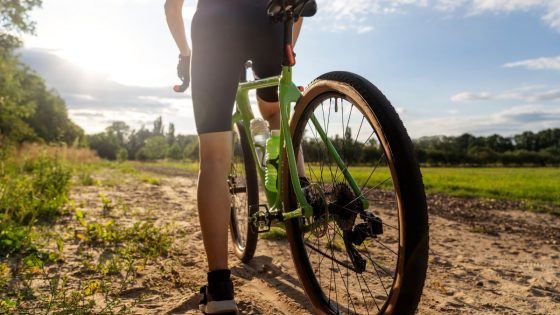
left=265, top=130, right=280, bottom=193
left=250, top=118, right=270, bottom=166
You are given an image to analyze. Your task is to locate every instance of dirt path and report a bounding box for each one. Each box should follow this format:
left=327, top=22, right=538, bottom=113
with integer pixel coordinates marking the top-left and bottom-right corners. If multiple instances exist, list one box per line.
left=69, top=167, right=559, bottom=314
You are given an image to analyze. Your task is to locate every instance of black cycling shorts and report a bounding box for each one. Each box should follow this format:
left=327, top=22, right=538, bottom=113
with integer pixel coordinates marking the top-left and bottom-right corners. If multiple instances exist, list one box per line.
left=191, top=0, right=283, bottom=134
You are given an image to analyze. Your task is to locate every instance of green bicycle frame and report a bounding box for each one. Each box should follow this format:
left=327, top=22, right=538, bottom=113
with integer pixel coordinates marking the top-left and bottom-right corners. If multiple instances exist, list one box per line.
left=231, top=66, right=368, bottom=220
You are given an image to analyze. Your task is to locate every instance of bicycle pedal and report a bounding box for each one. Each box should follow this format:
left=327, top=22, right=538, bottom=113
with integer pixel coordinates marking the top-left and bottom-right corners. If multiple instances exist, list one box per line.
left=250, top=204, right=273, bottom=233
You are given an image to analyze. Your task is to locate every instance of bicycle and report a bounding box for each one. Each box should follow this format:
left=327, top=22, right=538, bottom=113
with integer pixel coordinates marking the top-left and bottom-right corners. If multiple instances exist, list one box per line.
left=177, top=1, right=429, bottom=314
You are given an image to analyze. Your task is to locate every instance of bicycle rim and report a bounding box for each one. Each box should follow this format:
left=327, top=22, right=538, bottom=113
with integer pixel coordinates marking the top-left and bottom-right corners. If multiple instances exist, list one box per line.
left=230, top=122, right=259, bottom=262
left=284, top=73, right=427, bottom=314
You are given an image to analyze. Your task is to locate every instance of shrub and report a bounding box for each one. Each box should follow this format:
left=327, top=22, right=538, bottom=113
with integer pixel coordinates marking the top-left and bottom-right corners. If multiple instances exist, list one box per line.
left=0, top=151, right=72, bottom=252
left=166, top=143, right=183, bottom=160
left=116, top=148, right=128, bottom=162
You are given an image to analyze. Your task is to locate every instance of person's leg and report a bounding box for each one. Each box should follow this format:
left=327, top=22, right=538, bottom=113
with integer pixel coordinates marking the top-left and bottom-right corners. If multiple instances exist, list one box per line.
left=196, top=131, right=238, bottom=314
left=197, top=131, right=232, bottom=271
left=190, top=6, right=243, bottom=312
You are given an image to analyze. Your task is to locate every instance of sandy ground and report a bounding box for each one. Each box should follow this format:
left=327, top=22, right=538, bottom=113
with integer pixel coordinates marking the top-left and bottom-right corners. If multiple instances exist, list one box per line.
left=67, top=166, right=559, bottom=314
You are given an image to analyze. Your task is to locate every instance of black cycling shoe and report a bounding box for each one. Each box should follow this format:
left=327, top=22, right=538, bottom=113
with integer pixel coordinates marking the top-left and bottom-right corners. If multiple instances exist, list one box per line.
left=199, top=270, right=238, bottom=314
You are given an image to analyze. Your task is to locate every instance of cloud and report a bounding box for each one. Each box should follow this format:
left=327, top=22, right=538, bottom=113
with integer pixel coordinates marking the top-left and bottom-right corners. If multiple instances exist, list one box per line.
left=503, top=55, right=560, bottom=71
left=500, top=105, right=560, bottom=123
left=451, top=92, right=493, bottom=101
left=436, top=0, right=469, bottom=11
left=460, top=0, right=560, bottom=32
left=19, top=48, right=197, bottom=134
left=19, top=48, right=190, bottom=110
left=451, top=85, right=560, bottom=102
left=313, top=0, right=429, bottom=33
left=406, top=104, right=560, bottom=136
left=313, top=0, right=560, bottom=33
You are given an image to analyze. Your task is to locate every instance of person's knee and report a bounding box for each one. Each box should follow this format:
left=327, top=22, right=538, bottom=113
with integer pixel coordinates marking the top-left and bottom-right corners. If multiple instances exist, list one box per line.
left=199, top=154, right=230, bottom=169
left=257, top=96, right=280, bottom=123
left=198, top=131, right=232, bottom=170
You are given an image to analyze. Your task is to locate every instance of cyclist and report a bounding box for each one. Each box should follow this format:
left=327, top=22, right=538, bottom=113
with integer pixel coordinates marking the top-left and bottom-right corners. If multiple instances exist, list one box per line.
left=164, top=0, right=303, bottom=313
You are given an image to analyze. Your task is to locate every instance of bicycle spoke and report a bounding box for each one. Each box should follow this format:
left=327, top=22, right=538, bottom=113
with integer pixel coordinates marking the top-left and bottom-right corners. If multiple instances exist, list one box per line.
left=359, top=153, right=387, bottom=192
left=355, top=271, right=371, bottom=315
left=362, top=177, right=392, bottom=197
left=353, top=116, right=365, bottom=149
left=359, top=272, right=381, bottom=312
left=361, top=246, right=391, bottom=296
left=287, top=85, right=426, bottom=314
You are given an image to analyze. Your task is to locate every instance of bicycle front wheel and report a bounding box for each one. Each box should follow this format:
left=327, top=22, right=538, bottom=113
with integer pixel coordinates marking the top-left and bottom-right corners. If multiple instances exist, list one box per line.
left=229, top=122, right=259, bottom=262
left=283, top=72, right=428, bottom=314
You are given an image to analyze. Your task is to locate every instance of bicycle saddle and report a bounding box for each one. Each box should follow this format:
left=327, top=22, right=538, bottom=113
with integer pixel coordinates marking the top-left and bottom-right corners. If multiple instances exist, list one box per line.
left=267, top=0, right=317, bottom=21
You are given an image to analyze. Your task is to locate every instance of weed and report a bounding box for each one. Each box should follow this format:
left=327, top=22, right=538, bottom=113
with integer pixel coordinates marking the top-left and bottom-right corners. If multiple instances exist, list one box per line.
left=99, top=193, right=113, bottom=214
left=78, top=170, right=96, bottom=186
left=15, top=143, right=99, bottom=165
left=74, top=210, right=171, bottom=259
left=141, top=176, right=161, bottom=186
left=261, top=226, right=287, bottom=240
left=1, top=154, right=71, bottom=228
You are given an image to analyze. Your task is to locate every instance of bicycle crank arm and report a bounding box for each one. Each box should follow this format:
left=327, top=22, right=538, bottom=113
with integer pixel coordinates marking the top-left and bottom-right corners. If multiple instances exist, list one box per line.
left=282, top=208, right=304, bottom=220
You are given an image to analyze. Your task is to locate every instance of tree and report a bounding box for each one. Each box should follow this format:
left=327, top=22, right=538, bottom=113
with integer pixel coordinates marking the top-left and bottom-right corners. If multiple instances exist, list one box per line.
left=136, top=136, right=168, bottom=161
left=513, top=131, right=537, bottom=151
left=0, top=0, right=42, bottom=49
left=184, top=138, right=199, bottom=161
left=89, top=133, right=121, bottom=160
left=106, top=121, right=130, bottom=147
left=166, top=143, right=183, bottom=160
left=166, top=122, right=176, bottom=145
left=0, top=50, right=37, bottom=141
left=1, top=0, right=83, bottom=145
left=485, top=134, right=513, bottom=153
left=152, top=116, right=164, bottom=136
left=126, top=126, right=151, bottom=159
left=24, top=84, right=83, bottom=143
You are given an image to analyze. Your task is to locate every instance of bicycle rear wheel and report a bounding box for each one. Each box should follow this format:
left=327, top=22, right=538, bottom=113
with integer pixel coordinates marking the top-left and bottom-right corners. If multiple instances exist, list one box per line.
left=283, top=72, right=428, bottom=314
left=229, top=122, right=259, bottom=262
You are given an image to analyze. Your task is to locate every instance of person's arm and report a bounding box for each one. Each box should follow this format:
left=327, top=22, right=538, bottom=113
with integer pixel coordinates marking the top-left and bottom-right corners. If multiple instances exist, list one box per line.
left=165, top=0, right=190, bottom=57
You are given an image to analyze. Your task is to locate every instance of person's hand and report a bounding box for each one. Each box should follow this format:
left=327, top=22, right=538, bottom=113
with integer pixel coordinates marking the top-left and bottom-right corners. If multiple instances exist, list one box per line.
left=174, top=54, right=190, bottom=92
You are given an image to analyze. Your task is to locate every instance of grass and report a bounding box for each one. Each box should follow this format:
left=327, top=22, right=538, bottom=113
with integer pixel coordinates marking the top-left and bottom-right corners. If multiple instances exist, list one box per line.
left=296, top=164, right=560, bottom=213
left=261, top=226, right=287, bottom=240
left=127, top=161, right=559, bottom=212
left=420, top=167, right=560, bottom=209
left=1, top=145, right=176, bottom=313
left=131, top=160, right=200, bottom=173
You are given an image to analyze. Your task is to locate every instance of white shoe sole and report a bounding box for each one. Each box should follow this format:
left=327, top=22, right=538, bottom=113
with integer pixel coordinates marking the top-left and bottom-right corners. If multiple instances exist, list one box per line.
left=199, top=300, right=238, bottom=314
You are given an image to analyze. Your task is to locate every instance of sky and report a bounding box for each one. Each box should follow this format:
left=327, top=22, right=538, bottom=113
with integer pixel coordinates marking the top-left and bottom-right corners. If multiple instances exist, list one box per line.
left=19, top=0, right=560, bottom=138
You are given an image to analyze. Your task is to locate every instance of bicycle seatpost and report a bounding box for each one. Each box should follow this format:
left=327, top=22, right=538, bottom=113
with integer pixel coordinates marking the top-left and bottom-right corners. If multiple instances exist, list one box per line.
left=282, top=5, right=296, bottom=66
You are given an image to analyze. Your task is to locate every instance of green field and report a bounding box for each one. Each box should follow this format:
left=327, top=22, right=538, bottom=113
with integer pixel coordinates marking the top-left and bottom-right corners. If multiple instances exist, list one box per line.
left=420, top=167, right=559, bottom=206
left=134, top=162, right=559, bottom=212
left=316, top=166, right=559, bottom=207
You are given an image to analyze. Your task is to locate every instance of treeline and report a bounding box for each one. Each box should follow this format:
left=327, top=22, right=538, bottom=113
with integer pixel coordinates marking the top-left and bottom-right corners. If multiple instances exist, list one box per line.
left=413, top=129, right=560, bottom=166
left=88, top=117, right=199, bottom=161
left=0, top=0, right=84, bottom=151
left=299, top=128, right=560, bottom=166
left=91, top=117, right=559, bottom=167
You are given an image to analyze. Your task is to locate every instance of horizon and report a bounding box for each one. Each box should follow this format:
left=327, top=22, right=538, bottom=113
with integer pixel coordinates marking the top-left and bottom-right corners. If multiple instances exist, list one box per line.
left=19, top=0, right=560, bottom=138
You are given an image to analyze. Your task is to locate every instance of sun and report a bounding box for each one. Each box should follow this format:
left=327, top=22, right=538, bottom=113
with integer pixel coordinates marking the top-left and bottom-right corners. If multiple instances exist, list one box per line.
left=25, top=0, right=181, bottom=87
